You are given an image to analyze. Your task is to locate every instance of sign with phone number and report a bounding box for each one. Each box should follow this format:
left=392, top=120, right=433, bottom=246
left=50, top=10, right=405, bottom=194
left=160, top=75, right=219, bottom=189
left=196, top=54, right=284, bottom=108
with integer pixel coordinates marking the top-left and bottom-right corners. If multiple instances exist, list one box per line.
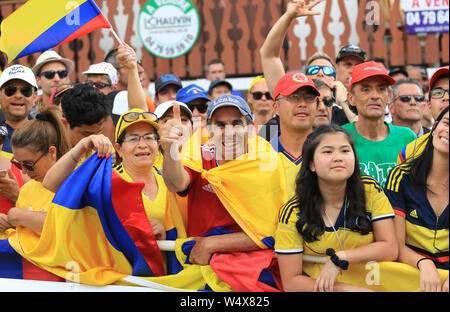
left=401, top=0, right=449, bottom=34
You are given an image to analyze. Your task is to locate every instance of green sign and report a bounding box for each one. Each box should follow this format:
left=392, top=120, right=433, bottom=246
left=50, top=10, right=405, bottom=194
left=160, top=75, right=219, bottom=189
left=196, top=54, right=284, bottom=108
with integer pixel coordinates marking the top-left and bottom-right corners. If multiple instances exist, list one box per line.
left=138, top=0, right=200, bottom=59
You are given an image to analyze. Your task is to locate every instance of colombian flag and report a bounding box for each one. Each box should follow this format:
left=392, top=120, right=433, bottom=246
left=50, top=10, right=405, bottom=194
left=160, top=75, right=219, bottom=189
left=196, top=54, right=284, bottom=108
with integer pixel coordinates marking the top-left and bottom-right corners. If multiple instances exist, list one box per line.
left=3, top=154, right=166, bottom=285
left=0, top=0, right=111, bottom=62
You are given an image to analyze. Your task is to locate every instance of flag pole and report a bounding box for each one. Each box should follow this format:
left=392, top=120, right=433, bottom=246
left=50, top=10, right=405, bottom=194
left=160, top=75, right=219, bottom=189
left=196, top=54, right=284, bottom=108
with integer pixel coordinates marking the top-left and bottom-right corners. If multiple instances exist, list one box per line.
left=110, top=28, right=124, bottom=46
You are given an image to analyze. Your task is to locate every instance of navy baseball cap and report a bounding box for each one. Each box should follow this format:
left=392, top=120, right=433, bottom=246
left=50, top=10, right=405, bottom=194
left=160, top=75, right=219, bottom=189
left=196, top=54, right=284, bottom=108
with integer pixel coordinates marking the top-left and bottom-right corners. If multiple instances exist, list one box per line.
left=207, top=94, right=253, bottom=121
left=176, top=84, right=210, bottom=103
left=208, top=79, right=233, bottom=95
left=155, top=73, right=182, bottom=94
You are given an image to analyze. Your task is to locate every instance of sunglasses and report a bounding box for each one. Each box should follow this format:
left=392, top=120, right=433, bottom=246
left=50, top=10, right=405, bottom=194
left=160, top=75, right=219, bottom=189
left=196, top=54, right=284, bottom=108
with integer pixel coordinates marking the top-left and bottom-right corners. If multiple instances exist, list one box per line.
left=306, top=65, right=336, bottom=77
left=11, top=152, right=46, bottom=172
left=86, top=80, right=112, bottom=89
left=3, top=85, right=34, bottom=98
left=430, top=88, right=449, bottom=99
left=39, top=70, right=69, bottom=79
left=396, top=94, right=425, bottom=103
left=117, top=111, right=158, bottom=135
left=278, top=93, right=317, bottom=104
left=187, top=103, right=208, bottom=114
left=251, top=91, right=273, bottom=100
left=318, top=97, right=335, bottom=107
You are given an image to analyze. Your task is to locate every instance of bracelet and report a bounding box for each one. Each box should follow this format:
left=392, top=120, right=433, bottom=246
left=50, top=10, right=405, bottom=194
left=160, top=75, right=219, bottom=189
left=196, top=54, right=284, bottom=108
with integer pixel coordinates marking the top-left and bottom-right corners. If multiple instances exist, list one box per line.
left=326, top=248, right=349, bottom=270
left=416, top=257, right=433, bottom=269
left=69, top=149, right=79, bottom=163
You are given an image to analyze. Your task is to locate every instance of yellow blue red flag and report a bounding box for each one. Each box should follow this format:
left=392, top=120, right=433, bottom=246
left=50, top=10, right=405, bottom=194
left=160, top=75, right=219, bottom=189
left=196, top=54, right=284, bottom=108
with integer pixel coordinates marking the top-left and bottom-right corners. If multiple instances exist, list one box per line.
left=6, top=153, right=166, bottom=285
left=0, top=0, right=111, bottom=62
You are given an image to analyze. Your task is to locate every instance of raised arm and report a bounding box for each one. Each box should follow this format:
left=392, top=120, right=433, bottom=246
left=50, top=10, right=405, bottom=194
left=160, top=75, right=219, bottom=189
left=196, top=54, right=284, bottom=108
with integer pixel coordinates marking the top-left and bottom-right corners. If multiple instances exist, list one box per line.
left=42, top=134, right=112, bottom=193
left=160, top=102, right=191, bottom=193
left=116, top=44, right=147, bottom=111
left=260, top=0, right=323, bottom=95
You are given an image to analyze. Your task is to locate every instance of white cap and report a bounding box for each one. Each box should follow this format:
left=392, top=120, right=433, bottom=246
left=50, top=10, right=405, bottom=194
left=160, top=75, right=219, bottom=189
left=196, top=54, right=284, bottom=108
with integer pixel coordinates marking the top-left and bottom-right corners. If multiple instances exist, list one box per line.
left=82, top=62, right=118, bottom=86
left=0, top=64, right=38, bottom=89
left=112, top=91, right=130, bottom=116
left=154, top=101, right=193, bottom=119
left=32, top=50, right=74, bottom=75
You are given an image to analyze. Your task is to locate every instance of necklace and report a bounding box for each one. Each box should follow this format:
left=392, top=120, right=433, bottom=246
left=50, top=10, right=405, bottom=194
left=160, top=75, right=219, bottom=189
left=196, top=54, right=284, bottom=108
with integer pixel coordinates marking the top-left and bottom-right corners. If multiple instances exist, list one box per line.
left=324, top=196, right=347, bottom=251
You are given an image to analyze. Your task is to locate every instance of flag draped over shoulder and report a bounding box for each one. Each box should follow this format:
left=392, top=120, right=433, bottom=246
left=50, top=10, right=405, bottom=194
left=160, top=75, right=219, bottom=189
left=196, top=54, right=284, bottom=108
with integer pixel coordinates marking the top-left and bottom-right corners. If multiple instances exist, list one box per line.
left=170, top=133, right=288, bottom=291
left=6, top=154, right=166, bottom=285
left=180, top=133, right=288, bottom=249
left=0, top=0, right=111, bottom=62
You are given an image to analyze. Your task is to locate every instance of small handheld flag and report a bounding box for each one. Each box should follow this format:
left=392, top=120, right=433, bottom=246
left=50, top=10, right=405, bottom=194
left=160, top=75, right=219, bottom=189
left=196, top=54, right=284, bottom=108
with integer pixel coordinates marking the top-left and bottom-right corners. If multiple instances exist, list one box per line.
left=0, top=0, right=112, bottom=63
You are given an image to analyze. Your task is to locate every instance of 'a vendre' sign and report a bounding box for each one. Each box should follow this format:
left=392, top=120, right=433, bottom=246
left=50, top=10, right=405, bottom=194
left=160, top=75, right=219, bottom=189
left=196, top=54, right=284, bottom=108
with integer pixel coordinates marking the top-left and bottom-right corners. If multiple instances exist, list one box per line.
left=138, top=0, right=200, bottom=59
left=401, top=0, right=449, bottom=34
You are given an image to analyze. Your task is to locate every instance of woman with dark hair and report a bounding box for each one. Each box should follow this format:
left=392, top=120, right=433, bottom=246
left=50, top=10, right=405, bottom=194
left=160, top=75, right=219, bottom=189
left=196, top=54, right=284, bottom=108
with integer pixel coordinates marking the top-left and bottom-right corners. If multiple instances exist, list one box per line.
left=385, top=106, right=449, bottom=292
left=275, top=124, right=398, bottom=292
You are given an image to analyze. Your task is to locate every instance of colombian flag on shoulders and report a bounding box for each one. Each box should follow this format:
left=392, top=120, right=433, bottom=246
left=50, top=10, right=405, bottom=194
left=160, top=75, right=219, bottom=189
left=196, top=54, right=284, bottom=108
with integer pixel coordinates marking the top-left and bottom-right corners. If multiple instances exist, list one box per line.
left=0, top=0, right=111, bottom=62
left=4, top=153, right=166, bottom=285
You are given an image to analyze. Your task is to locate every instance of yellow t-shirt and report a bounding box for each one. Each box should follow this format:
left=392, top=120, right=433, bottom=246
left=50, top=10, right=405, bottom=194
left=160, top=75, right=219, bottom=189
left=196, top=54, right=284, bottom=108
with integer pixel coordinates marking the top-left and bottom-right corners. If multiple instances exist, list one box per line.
left=16, top=179, right=55, bottom=213
left=113, top=163, right=166, bottom=223
left=275, top=176, right=395, bottom=256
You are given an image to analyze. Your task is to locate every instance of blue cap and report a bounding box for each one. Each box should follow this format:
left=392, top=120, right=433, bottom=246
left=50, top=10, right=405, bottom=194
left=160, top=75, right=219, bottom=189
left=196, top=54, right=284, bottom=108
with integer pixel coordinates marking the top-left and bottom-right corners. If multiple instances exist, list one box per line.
left=155, top=73, right=182, bottom=94
left=208, top=79, right=233, bottom=95
left=207, top=94, right=253, bottom=121
left=176, top=84, right=210, bottom=103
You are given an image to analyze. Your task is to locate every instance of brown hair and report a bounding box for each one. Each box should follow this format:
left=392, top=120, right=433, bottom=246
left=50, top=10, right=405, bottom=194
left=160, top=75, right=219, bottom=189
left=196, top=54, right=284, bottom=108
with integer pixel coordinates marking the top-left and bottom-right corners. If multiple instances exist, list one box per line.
left=11, top=106, right=71, bottom=159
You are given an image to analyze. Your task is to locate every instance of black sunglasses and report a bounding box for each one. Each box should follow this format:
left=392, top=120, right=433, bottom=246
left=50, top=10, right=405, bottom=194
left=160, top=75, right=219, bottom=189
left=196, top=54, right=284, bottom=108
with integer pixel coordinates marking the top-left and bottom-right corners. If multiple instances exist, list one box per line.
left=187, top=103, right=208, bottom=114
left=39, top=70, right=69, bottom=79
left=396, top=95, right=425, bottom=103
left=11, top=152, right=46, bottom=172
left=3, top=85, right=34, bottom=98
left=318, top=97, right=335, bottom=107
left=430, top=88, right=449, bottom=99
left=251, top=91, right=273, bottom=100
left=86, top=80, right=112, bottom=89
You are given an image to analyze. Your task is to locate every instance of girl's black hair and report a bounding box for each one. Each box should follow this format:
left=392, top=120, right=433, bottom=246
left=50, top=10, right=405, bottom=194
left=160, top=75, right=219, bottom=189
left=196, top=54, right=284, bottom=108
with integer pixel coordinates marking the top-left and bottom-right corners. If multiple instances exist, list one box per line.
left=294, top=124, right=372, bottom=243
left=408, top=106, right=449, bottom=228
left=408, top=106, right=449, bottom=193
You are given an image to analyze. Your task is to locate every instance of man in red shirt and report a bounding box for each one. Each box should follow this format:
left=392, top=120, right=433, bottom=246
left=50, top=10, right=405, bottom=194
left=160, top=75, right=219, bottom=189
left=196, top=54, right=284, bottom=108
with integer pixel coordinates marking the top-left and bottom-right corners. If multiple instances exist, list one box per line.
left=160, top=94, right=259, bottom=265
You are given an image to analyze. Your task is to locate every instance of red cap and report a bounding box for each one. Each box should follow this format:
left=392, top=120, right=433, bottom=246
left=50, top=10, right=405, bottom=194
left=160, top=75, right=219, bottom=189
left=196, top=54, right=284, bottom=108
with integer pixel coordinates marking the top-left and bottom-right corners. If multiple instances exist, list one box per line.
left=348, top=61, right=395, bottom=90
left=429, top=66, right=449, bottom=90
left=273, top=72, right=320, bottom=99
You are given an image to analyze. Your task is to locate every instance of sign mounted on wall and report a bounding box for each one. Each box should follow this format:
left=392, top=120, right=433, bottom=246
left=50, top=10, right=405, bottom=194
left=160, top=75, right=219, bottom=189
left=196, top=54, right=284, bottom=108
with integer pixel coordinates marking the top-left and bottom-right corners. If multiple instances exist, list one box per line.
left=400, top=0, right=449, bottom=34
left=138, top=0, right=200, bottom=59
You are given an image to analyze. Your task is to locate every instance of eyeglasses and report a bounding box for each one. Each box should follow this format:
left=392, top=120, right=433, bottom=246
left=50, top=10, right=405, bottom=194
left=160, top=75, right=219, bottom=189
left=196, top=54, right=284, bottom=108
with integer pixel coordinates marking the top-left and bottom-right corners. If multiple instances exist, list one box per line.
left=395, top=94, right=426, bottom=103
left=3, top=85, right=34, bottom=98
left=277, top=93, right=318, bottom=104
left=123, top=133, right=157, bottom=144
left=39, top=70, right=69, bottom=79
left=306, top=65, right=336, bottom=77
left=11, top=152, right=46, bottom=172
left=187, top=103, right=208, bottom=114
left=86, top=80, right=112, bottom=89
left=430, top=88, right=449, bottom=99
left=251, top=91, right=273, bottom=100
left=318, top=97, right=335, bottom=107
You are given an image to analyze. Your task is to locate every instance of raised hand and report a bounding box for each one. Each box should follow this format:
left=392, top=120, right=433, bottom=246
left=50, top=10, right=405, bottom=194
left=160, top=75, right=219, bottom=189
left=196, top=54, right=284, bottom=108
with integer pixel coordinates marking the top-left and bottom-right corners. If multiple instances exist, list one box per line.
left=287, top=0, right=324, bottom=18
left=159, top=102, right=188, bottom=159
left=116, top=43, right=138, bottom=70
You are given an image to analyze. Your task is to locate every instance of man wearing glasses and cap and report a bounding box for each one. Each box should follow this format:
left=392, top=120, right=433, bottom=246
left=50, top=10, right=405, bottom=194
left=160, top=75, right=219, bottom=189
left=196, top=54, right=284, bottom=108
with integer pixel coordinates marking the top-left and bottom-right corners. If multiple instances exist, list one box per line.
left=335, top=44, right=367, bottom=90
left=32, top=50, right=74, bottom=109
left=0, top=65, right=38, bottom=158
